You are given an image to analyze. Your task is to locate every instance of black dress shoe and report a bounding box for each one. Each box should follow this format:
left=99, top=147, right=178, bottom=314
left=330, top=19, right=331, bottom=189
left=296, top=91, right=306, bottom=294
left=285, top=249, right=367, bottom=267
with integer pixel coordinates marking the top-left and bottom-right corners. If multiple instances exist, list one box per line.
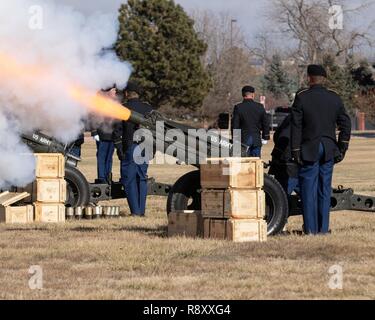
left=95, top=179, right=107, bottom=184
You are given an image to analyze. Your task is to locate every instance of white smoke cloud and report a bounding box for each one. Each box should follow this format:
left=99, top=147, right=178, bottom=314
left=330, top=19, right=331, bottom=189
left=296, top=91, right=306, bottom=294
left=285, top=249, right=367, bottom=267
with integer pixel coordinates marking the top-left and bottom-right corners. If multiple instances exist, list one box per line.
left=0, top=113, right=36, bottom=189
left=0, top=0, right=132, bottom=188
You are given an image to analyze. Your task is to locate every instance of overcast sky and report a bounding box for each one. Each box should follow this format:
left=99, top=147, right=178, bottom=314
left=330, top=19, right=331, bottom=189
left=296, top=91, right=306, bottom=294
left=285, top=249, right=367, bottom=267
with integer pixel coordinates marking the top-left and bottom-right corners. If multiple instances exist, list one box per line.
left=59, top=0, right=374, bottom=54
left=60, top=0, right=268, bottom=36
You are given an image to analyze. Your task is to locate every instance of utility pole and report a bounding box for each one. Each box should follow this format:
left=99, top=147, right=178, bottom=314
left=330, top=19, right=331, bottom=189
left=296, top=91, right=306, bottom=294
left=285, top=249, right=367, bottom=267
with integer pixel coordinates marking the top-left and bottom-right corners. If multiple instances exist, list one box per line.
left=230, top=19, right=237, bottom=48
left=228, top=19, right=237, bottom=134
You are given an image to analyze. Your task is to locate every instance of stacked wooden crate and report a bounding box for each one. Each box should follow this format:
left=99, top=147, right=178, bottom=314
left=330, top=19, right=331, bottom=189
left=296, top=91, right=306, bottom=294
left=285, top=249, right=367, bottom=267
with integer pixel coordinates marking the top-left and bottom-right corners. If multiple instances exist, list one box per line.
left=168, top=210, right=203, bottom=238
left=20, top=154, right=66, bottom=223
left=1, top=154, right=66, bottom=225
left=0, top=192, right=34, bottom=224
left=200, top=157, right=267, bottom=242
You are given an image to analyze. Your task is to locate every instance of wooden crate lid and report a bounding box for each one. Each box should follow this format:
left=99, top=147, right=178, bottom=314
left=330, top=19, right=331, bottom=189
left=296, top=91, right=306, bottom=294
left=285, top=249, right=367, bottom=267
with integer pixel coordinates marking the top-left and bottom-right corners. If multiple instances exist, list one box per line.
left=34, top=153, right=64, bottom=157
left=0, top=191, right=30, bottom=207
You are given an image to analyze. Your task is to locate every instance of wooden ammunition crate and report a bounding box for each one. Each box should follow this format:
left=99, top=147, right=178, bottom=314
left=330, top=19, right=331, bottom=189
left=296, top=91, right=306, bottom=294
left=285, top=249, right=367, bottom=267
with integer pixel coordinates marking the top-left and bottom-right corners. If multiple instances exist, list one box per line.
left=0, top=191, right=34, bottom=224
left=34, top=203, right=66, bottom=223
left=35, top=179, right=66, bottom=203
left=35, top=153, right=65, bottom=178
left=0, top=205, right=34, bottom=224
left=203, top=219, right=228, bottom=240
left=168, top=211, right=203, bottom=238
left=204, top=218, right=267, bottom=243
left=202, top=189, right=265, bottom=219
left=17, top=179, right=67, bottom=203
left=200, top=158, right=264, bottom=189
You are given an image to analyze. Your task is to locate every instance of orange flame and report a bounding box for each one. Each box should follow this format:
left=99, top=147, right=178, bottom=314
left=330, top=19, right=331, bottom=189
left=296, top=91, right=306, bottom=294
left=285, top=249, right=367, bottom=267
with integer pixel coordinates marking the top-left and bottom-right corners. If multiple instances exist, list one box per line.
left=69, top=87, right=131, bottom=121
left=0, top=52, right=131, bottom=121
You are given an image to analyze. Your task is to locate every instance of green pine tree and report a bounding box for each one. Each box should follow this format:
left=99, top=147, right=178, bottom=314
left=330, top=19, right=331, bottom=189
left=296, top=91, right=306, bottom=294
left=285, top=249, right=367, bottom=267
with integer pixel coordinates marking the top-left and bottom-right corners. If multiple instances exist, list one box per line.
left=262, top=54, right=296, bottom=101
left=323, top=55, right=359, bottom=113
left=351, top=60, right=375, bottom=89
left=116, top=0, right=211, bottom=110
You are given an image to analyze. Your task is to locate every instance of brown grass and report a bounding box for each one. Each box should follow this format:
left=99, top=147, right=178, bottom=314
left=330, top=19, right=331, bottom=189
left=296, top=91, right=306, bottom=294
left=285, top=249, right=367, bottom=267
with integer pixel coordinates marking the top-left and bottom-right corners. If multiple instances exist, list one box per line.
left=0, top=137, right=374, bottom=300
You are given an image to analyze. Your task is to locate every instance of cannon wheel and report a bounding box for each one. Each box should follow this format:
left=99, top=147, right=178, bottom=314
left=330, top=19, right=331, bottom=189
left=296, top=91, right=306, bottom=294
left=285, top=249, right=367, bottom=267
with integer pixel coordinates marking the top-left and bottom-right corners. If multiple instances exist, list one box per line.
left=167, top=171, right=201, bottom=213
left=65, top=165, right=90, bottom=207
left=263, top=174, right=289, bottom=235
left=167, top=171, right=289, bottom=236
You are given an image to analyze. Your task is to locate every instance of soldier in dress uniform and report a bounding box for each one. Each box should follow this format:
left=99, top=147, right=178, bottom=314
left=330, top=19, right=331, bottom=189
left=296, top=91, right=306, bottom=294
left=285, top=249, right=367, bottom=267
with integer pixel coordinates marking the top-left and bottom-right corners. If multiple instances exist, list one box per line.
left=113, top=82, right=153, bottom=217
left=291, top=65, right=352, bottom=235
left=91, top=86, right=119, bottom=184
left=232, top=86, right=270, bottom=157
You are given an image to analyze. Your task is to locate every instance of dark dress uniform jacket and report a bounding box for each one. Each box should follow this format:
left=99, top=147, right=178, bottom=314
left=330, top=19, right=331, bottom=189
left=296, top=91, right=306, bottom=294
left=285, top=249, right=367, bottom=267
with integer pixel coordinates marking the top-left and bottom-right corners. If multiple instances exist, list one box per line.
left=272, top=114, right=292, bottom=162
left=113, top=98, right=153, bottom=152
left=291, top=85, right=351, bottom=162
left=269, top=115, right=299, bottom=178
left=232, top=99, right=270, bottom=147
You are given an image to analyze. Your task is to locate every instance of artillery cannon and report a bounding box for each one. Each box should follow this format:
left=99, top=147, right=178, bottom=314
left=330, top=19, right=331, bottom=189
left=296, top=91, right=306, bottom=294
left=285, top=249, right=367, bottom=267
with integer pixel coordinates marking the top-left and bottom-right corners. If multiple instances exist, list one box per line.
left=20, top=108, right=375, bottom=235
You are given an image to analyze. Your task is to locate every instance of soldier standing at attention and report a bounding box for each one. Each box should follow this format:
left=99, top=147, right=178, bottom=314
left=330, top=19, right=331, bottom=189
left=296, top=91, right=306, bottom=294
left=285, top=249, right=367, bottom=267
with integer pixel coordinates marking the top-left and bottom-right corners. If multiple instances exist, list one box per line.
left=291, top=65, right=352, bottom=235
left=113, top=82, right=153, bottom=217
left=232, top=86, right=270, bottom=157
left=91, top=87, right=118, bottom=184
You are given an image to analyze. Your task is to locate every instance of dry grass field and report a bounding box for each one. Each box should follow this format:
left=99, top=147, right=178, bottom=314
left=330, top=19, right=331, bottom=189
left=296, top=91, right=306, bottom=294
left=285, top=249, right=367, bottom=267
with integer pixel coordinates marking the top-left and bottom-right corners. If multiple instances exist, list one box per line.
left=0, top=137, right=374, bottom=300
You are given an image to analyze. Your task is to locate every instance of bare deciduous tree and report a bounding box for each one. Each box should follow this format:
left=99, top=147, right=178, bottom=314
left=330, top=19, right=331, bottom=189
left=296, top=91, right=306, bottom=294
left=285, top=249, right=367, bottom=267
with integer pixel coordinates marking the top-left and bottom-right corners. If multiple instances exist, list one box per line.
left=247, top=31, right=277, bottom=65
left=271, top=0, right=374, bottom=64
left=192, top=10, right=258, bottom=120
left=192, top=10, right=245, bottom=66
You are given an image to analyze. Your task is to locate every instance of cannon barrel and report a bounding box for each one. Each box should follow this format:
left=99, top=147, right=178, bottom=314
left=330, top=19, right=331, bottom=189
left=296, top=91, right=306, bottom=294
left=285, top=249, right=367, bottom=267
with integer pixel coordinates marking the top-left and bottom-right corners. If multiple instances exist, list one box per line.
left=127, top=109, right=249, bottom=167
left=21, top=131, right=66, bottom=154
left=20, top=106, right=249, bottom=168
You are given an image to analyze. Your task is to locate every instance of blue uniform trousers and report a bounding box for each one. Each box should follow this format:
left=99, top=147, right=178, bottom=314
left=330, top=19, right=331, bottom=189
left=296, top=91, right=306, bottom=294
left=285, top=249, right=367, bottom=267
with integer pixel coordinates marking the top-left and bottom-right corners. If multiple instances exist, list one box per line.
left=277, top=176, right=300, bottom=196
left=246, top=135, right=262, bottom=158
left=299, top=143, right=334, bottom=234
left=120, top=144, right=149, bottom=216
left=96, top=141, right=115, bottom=183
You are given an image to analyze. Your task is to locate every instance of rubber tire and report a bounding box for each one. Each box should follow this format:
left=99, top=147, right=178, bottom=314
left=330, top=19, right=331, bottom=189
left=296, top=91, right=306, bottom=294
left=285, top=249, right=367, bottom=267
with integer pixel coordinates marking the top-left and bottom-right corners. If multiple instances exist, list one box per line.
left=167, top=171, right=201, bottom=213
left=263, top=174, right=289, bottom=235
left=167, top=171, right=289, bottom=236
left=65, top=165, right=90, bottom=207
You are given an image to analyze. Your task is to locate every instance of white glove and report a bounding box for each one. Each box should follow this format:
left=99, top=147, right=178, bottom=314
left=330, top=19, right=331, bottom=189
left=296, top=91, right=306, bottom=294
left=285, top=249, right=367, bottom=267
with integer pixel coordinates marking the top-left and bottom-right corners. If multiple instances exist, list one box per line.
left=93, top=135, right=100, bottom=142
left=262, top=140, right=268, bottom=145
